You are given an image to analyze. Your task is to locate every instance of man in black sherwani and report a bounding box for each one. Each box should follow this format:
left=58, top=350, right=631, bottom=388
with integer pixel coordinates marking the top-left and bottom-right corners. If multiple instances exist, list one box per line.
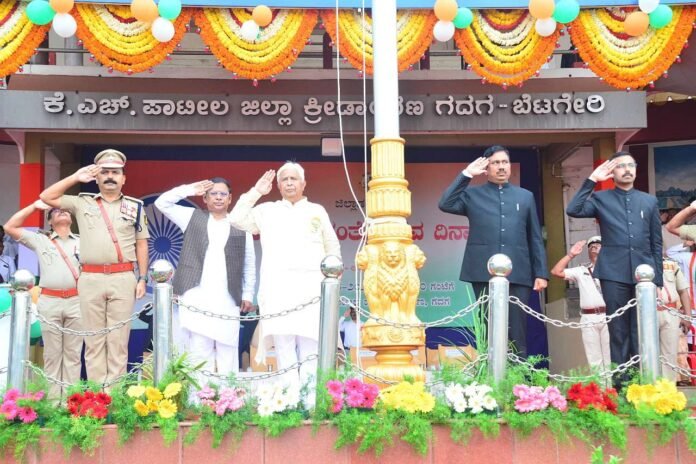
left=567, top=151, right=663, bottom=385
left=439, top=145, right=549, bottom=358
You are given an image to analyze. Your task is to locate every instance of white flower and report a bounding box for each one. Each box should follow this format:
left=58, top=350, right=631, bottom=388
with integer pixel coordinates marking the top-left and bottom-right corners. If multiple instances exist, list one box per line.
left=453, top=397, right=468, bottom=414
left=468, top=396, right=484, bottom=414
left=272, top=395, right=288, bottom=413
left=257, top=403, right=274, bottom=417
left=285, top=390, right=301, bottom=409
left=482, top=395, right=498, bottom=411
left=256, top=384, right=274, bottom=402
left=444, top=384, right=462, bottom=405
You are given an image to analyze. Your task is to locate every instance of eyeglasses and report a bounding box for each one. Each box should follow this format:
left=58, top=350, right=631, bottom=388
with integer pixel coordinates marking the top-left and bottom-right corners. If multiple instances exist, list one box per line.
left=207, top=191, right=229, bottom=198
left=615, top=162, right=637, bottom=170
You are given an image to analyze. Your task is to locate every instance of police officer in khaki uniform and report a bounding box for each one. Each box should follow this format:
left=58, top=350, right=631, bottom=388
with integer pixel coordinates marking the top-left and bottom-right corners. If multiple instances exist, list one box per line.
left=4, top=200, right=83, bottom=399
left=40, top=149, right=149, bottom=388
left=659, top=258, right=691, bottom=381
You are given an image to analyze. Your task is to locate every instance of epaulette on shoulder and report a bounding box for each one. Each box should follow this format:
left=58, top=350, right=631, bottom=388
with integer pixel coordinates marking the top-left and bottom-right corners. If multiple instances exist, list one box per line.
left=123, top=195, right=143, bottom=204
left=78, top=192, right=96, bottom=197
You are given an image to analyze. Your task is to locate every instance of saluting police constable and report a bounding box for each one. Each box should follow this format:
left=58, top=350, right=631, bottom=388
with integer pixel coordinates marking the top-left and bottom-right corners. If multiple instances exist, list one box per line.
left=566, top=151, right=663, bottom=386
left=40, top=149, right=149, bottom=389
left=4, top=200, right=83, bottom=399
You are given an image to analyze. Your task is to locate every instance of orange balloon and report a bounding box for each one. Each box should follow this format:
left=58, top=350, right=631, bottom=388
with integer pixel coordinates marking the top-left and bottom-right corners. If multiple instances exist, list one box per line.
left=252, top=5, right=273, bottom=27
left=30, top=287, right=41, bottom=305
left=528, top=0, right=555, bottom=19
left=624, top=11, right=650, bottom=37
left=130, top=0, right=159, bottom=24
left=49, top=0, right=74, bottom=14
left=434, top=0, right=458, bottom=22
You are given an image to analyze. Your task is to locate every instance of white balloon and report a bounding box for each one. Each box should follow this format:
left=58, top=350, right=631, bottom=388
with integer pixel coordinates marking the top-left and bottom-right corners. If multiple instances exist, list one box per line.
left=534, top=17, right=557, bottom=37
left=240, top=19, right=260, bottom=42
left=151, top=17, right=175, bottom=43
left=638, top=0, right=659, bottom=14
left=52, top=13, right=77, bottom=39
left=433, top=20, right=455, bottom=43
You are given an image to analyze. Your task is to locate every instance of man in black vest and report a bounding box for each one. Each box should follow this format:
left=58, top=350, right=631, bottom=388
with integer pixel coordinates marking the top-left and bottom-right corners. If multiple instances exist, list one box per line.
left=567, top=151, right=663, bottom=384
left=155, top=178, right=256, bottom=375
left=439, top=145, right=549, bottom=358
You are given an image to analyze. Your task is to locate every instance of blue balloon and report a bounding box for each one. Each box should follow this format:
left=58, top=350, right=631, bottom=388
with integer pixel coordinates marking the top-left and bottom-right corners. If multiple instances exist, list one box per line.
left=453, top=7, right=473, bottom=29
left=0, top=289, right=10, bottom=313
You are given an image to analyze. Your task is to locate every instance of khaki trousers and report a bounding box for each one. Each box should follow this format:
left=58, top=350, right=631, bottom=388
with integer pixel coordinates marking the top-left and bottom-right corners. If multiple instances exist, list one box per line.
left=37, top=295, right=83, bottom=399
left=658, top=309, right=680, bottom=381
left=78, top=272, right=135, bottom=389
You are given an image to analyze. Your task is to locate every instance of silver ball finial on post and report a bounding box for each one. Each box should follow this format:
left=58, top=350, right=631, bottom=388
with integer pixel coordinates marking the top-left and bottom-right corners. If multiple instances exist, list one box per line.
left=321, top=255, right=344, bottom=279
left=634, top=264, right=655, bottom=283
left=318, top=255, right=343, bottom=374
left=11, top=270, right=35, bottom=292
left=149, top=259, right=174, bottom=284
left=487, top=254, right=512, bottom=278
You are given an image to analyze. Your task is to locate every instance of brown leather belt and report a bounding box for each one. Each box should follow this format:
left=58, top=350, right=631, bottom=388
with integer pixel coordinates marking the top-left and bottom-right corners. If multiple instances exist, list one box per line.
left=581, top=307, right=606, bottom=315
left=41, top=287, right=78, bottom=298
left=82, top=262, right=135, bottom=274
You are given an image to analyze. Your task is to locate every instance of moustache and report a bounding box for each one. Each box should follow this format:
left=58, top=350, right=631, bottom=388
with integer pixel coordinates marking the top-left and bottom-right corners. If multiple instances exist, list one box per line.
left=103, top=179, right=117, bottom=184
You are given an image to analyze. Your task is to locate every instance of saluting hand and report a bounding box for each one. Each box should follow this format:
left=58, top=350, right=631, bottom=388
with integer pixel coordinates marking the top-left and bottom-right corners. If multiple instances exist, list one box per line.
left=73, top=164, right=100, bottom=183
left=568, top=240, right=586, bottom=258
left=589, top=159, right=618, bottom=183
left=464, top=157, right=489, bottom=177
left=254, top=170, right=275, bottom=196
left=190, top=180, right=214, bottom=196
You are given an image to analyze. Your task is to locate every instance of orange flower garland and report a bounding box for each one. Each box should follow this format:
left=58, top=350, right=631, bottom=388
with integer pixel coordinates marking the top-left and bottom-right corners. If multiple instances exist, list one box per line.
left=569, top=6, right=696, bottom=90
left=320, top=9, right=435, bottom=75
left=74, top=4, right=192, bottom=74
left=195, top=8, right=317, bottom=81
left=0, top=0, right=49, bottom=78
left=454, top=9, right=558, bottom=87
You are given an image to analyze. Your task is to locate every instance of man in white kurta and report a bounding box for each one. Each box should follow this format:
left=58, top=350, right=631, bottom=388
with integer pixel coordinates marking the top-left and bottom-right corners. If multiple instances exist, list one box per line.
left=228, top=163, right=341, bottom=404
left=155, top=178, right=255, bottom=375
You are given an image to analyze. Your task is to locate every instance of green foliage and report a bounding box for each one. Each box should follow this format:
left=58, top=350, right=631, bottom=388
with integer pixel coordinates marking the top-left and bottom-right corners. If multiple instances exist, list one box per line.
left=591, top=445, right=623, bottom=464
left=332, top=409, right=394, bottom=455
left=185, top=406, right=251, bottom=448
left=0, top=381, right=54, bottom=462
left=252, top=411, right=305, bottom=437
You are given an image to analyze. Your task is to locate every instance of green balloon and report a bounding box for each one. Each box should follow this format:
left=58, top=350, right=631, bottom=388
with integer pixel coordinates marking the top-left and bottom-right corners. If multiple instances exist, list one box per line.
left=649, top=4, right=673, bottom=29
left=158, top=0, right=182, bottom=21
left=26, top=0, right=56, bottom=26
left=453, top=7, right=473, bottom=29
left=30, top=321, right=42, bottom=339
left=553, top=0, right=580, bottom=24
left=0, top=289, right=10, bottom=313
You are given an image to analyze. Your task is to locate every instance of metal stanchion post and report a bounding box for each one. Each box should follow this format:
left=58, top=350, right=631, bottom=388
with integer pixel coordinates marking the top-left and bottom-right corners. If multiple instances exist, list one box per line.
left=7, top=270, right=34, bottom=391
left=487, top=254, right=512, bottom=385
left=317, top=255, right=344, bottom=375
left=150, top=260, right=174, bottom=385
left=635, top=264, right=659, bottom=383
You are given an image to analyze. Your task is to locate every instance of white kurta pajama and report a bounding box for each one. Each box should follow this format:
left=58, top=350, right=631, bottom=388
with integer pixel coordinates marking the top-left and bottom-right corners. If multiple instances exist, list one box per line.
left=228, top=188, right=341, bottom=394
left=155, top=185, right=255, bottom=374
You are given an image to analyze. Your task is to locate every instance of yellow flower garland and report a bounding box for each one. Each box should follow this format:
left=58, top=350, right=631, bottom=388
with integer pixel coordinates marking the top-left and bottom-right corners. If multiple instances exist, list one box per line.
left=320, top=9, right=436, bottom=75
left=75, top=3, right=192, bottom=74
left=454, top=9, right=558, bottom=87
left=195, top=8, right=317, bottom=81
left=0, top=0, right=49, bottom=78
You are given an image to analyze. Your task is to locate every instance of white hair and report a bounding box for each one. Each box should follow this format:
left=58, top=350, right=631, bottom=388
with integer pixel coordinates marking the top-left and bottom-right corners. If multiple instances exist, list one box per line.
left=276, top=162, right=305, bottom=182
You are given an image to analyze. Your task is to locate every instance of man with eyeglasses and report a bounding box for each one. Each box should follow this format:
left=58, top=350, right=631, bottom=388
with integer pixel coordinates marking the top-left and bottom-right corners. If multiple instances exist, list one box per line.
left=567, top=151, right=663, bottom=387
left=155, top=177, right=256, bottom=377
left=439, top=145, right=549, bottom=358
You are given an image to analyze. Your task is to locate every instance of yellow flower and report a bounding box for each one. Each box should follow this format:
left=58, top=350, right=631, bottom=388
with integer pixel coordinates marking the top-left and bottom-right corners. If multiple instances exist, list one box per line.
left=163, top=383, right=182, bottom=399
left=127, top=385, right=146, bottom=398
left=655, top=379, right=678, bottom=394
left=134, top=400, right=149, bottom=417
left=158, top=399, right=177, bottom=419
left=653, top=397, right=675, bottom=415
left=147, top=399, right=160, bottom=412
left=145, top=386, right=163, bottom=402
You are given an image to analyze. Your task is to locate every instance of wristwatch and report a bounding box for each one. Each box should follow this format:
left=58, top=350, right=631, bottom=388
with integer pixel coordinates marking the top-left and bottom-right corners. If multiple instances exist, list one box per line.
left=138, top=276, right=148, bottom=283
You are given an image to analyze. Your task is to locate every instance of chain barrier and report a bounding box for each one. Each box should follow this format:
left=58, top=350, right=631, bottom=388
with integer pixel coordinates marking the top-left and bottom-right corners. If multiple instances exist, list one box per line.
left=174, top=296, right=320, bottom=322
left=507, top=352, right=641, bottom=382
left=0, top=367, right=6, bottom=375
left=24, top=360, right=139, bottom=389
left=198, top=354, right=319, bottom=383
left=659, top=355, right=696, bottom=379
left=657, top=302, right=696, bottom=324
left=33, top=303, right=153, bottom=337
left=339, top=294, right=488, bottom=329
left=509, top=296, right=637, bottom=329
left=0, top=311, right=10, bottom=320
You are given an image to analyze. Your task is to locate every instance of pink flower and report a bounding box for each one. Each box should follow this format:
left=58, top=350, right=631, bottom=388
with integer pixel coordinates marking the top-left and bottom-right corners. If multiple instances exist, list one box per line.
left=197, top=386, right=216, bottom=400
left=3, top=389, right=20, bottom=402
left=544, top=386, right=568, bottom=412
left=32, top=391, right=45, bottom=401
left=513, top=384, right=531, bottom=398
left=344, top=378, right=362, bottom=393
left=201, top=399, right=215, bottom=409
left=0, top=400, right=18, bottom=420
left=330, top=397, right=343, bottom=414
left=227, top=397, right=244, bottom=411
left=362, top=385, right=379, bottom=408
left=326, top=380, right=344, bottom=397
left=514, top=398, right=538, bottom=412
left=214, top=402, right=228, bottom=416
left=346, top=391, right=364, bottom=408
left=18, top=407, right=37, bottom=423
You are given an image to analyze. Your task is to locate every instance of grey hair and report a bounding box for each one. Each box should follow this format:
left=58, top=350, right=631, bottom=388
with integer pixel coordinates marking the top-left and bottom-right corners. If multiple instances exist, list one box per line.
left=277, top=162, right=305, bottom=182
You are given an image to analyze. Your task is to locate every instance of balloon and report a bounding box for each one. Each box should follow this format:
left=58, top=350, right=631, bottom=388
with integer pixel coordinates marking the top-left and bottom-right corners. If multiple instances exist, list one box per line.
left=0, top=289, right=10, bottom=313
left=29, top=286, right=41, bottom=305
left=130, top=0, right=158, bottom=24
left=433, top=20, right=455, bottom=42
left=30, top=321, right=41, bottom=339
left=535, top=17, right=557, bottom=37
left=252, top=5, right=273, bottom=27
left=49, top=0, right=73, bottom=14
left=158, top=0, right=181, bottom=21
left=26, top=0, right=56, bottom=26
left=151, top=17, right=175, bottom=42
left=528, top=0, right=555, bottom=19
left=624, top=11, right=650, bottom=37
left=552, top=0, right=580, bottom=24
left=434, top=0, right=458, bottom=22
left=649, top=5, right=673, bottom=29
left=240, top=19, right=260, bottom=42
left=639, top=0, right=660, bottom=14
left=453, top=7, right=473, bottom=29
left=52, top=13, right=77, bottom=38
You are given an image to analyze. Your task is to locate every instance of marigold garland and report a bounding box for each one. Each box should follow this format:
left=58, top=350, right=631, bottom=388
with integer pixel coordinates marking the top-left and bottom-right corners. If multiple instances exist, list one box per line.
left=75, top=4, right=192, bottom=74
left=0, top=0, right=49, bottom=78
left=320, top=9, right=436, bottom=75
left=568, top=6, right=696, bottom=90
left=195, top=8, right=317, bottom=81
left=454, top=9, right=559, bottom=87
